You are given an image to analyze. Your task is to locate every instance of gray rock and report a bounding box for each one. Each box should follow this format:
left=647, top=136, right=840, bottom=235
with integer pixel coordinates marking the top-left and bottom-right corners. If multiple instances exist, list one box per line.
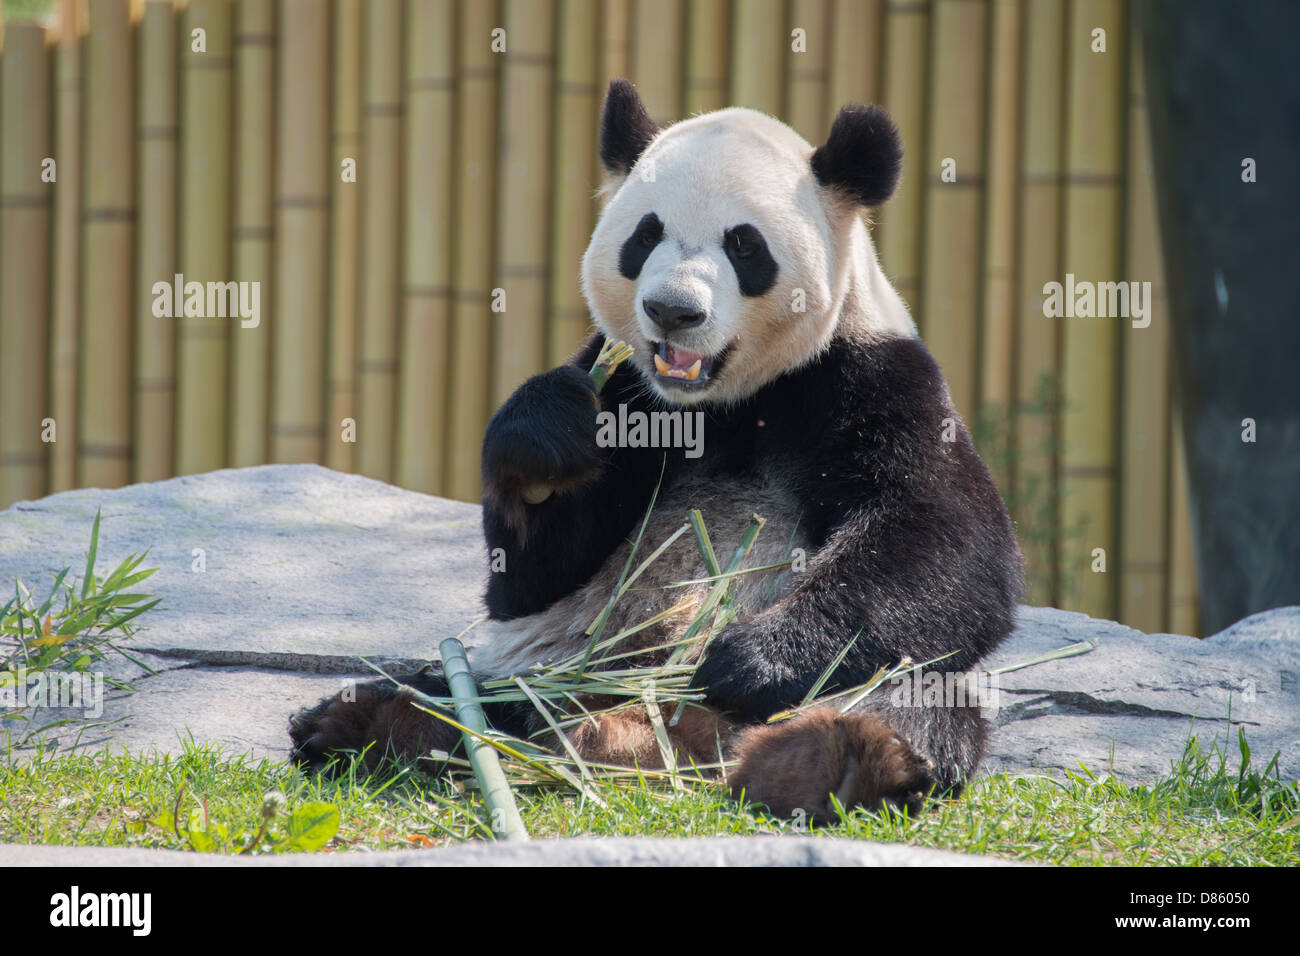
left=0, top=836, right=1017, bottom=867
left=2, top=464, right=1297, bottom=789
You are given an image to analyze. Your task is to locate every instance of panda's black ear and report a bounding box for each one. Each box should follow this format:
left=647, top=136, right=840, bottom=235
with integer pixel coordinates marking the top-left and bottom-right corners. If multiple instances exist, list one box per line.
left=600, top=79, right=660, bottom=176
left=811, top=105, right=903, bottom=207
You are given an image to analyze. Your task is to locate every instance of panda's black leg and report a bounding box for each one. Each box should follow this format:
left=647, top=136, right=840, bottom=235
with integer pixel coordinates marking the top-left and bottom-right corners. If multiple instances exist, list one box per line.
left=289, top=667, right=464, bottom=775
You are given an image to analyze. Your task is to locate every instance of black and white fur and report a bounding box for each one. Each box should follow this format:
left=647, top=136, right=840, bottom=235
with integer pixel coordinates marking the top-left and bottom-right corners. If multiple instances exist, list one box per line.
left=290, top=80, right=1022, bottom=818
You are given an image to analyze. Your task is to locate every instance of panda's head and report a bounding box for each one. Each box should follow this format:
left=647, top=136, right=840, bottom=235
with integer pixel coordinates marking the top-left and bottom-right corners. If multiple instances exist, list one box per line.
left=581, top=79, right=915, bottom=407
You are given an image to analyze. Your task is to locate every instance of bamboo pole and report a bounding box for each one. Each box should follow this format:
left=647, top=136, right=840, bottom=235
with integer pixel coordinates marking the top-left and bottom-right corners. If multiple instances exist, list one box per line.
left=1012, top=0, right=1068, bottom=607
left=446, top=0, right=500, bottom=501
left=492, top=0, right=555, bottom=408
left=396, top=0, right=455, bottom=494
left=176, top=0, right=233, bottom=475
left=730, top=0, right=784, bottom=115
left=1118, top=28, right=1170, bottom=633
left=326, top=0, right=362, bottom=473
left=355, top=0, right=403, bottom=481
left=785, top=0, right=829, bottom=142
left=920, top=0, right=988, bottom=422
left=1059, top=0, right=1125, bottom=620
left=599, top=0, right=629, bottom=86
left=547, top=0, right=600, bottom=366
left=229, top=0, right=275, bottom=467
left=133, top=0, right=177, bottom=484
left=48, top=0, right=82, bottom=494
left=1167, top=413, right=1199, bottom=636
left=0, top=24, right=52, bottom=509
left=979, top=0, right=1020, bottom=458
left=629, top=0, right=682, bottom=124
left=272, top=0, right=329, bottom=465
left=79, top=0, right=134, bottom=490
left=684, top=0, right=729, bottom=115
left=874, top=0, right=929, bottom=315
left=827, top=0, right=881, bottom=110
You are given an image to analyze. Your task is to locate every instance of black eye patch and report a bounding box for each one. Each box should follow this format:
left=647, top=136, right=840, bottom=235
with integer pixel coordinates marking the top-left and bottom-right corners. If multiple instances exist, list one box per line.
left=723, top=224, right=778, bottom=297
left=618, top=212, right=664, bottom=280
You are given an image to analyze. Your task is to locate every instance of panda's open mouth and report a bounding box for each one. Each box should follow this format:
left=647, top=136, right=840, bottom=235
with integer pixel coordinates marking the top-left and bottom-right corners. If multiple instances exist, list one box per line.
left=651, top=340, right=730, bottom=388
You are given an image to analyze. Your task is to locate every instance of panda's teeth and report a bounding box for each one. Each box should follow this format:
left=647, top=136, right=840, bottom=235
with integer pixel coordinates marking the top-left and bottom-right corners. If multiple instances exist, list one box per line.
left=653, top=353, right=671, bottom=375
left=685, top=359, right=703, bottom=381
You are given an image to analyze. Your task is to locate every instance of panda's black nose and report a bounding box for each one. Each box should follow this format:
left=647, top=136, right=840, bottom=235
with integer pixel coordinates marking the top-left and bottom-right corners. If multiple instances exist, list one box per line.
left=643, top=299, right=705, bottom=334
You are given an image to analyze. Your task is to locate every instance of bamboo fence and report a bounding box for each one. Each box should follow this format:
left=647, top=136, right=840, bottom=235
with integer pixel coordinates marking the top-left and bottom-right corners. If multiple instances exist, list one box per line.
left=0, top=0, right=1200, bottom=634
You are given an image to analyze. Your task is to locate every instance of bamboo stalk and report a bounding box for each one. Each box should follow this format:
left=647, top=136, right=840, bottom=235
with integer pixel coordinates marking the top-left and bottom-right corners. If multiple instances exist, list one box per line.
left=1118, top=27, right=1170, bottom=633
left=0, top=24, right=52, bottom=509
left=979, top=0, right=1021, bottom=457
left=827, top=0, right=881, bottom=109
left=785, top=0, right=829, bottom=142
left=548, top=0, right=600, bottom=366
left=229, top=0, right=276, bottom=467
left=133, top=0, right=177, bottom=484
left=439, top=635, right=530, bottom=842
left=79, top=0, right=134, bottom=489
left=325, top=0, right=363, bottom=473
left=1012, top=0, right=1068, bottom=607
left=1167, top=412, right=1199, bottom=636
left=176, top=0, right=233, bottom=475
left=684, top=0, right=729, bottom=115
left=271, top=0, right=329, bottom=466
left=354, top=0, right=403, bottom=480
left=1059, top=0, right=1125, bottom=620
left=599, top=0, right=629, bottom=86
left=629, top=0, right=682, bottom=124
left=730, top=0, right=784, bottom=115
left=48, top=0, right=83, bottom=493
left=920, top=0, right=988, bottom=421
left=446, top=0, right=500, bottom=501
left=874, top=0, right=929, bottom=315
left=395, top=0, right=455, bottom=494
left=492, top=0, right=555, bottom=408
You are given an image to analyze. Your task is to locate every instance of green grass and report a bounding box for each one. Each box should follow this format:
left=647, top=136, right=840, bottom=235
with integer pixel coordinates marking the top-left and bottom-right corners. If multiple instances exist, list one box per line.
left=1, top=729, right=1294, bottom=864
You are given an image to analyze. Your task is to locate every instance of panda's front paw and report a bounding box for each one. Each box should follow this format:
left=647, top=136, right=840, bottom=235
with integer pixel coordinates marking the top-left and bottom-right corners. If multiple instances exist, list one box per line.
left=690, top=619, right=806, bottom=722
left=482, top=364, right=605, bottom=507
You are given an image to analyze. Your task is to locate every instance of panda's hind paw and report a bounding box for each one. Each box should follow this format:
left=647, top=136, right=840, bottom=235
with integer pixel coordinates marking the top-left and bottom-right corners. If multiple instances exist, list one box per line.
left=728, top=707, right=934, bottom=822
left=289, top=679, right=458, bottom=775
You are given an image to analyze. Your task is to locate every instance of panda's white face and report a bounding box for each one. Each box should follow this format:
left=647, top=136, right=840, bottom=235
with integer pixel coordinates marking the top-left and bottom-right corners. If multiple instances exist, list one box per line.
left=581, top=109, right=846, bottom=407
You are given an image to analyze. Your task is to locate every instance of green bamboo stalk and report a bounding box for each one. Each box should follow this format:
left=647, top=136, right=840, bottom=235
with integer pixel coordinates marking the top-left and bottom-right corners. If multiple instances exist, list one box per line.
left=439, top=636, right=529, bottom=841
left=133, top=0, right=177, bottom=484
left=0, top=23, right=52, bottom=509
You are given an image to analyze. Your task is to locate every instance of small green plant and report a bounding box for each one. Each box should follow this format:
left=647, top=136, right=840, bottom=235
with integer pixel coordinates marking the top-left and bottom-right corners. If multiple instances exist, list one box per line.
left=1, top=509, right=160, bottom=744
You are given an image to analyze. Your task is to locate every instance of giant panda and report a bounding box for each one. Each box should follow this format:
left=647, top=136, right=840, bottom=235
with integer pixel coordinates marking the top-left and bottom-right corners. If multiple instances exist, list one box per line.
left=290, top=80, right=1023, bottom=819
